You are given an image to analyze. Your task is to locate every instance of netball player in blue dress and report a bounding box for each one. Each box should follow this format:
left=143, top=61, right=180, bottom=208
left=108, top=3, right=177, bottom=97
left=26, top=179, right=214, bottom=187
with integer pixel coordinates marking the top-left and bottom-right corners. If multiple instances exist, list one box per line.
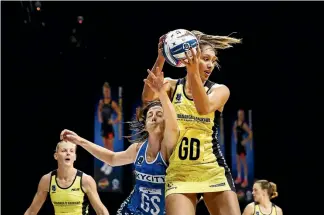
left=61, top=70, right=179, bottom=215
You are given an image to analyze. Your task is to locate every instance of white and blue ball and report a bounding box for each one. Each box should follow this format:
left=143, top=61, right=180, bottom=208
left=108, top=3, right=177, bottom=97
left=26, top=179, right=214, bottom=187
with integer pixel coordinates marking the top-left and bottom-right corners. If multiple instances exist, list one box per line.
left=162, top=29, right=198, bottom=68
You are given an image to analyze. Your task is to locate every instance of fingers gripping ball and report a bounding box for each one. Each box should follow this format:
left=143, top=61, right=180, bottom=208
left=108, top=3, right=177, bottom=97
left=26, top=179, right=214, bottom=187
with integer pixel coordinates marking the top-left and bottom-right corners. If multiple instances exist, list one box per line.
left=162, top=29, right=199, bottom=68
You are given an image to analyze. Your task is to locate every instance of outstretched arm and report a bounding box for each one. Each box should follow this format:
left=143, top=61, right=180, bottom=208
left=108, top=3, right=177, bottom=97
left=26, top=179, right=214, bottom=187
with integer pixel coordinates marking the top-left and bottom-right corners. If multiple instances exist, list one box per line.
left=24, top=174, right=50, bottom=215
left=82, top=174, right=109, bottom=215
left=142, top=36, right=168, bottom=103
left=79, top=138, right=138, bottom=166
left=61, top=130, right=139, bottom=166
left=142, top=59, right=166, bottom=103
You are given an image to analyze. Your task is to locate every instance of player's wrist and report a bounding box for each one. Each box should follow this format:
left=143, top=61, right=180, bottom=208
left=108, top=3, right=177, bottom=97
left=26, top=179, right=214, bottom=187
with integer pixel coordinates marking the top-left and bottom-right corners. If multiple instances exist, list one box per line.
left=79, top=138, right=89, bottom=147
left=158, top=90, right=168, bottom=97
left=156, top=55, right=165, bottom=63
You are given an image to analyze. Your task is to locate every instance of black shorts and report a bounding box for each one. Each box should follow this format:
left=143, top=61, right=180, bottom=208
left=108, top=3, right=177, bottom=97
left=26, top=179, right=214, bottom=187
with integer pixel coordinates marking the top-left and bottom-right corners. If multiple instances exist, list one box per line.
left=101, top=123, right=114, bottom=138
left=236, top=140, right=246, bottom=156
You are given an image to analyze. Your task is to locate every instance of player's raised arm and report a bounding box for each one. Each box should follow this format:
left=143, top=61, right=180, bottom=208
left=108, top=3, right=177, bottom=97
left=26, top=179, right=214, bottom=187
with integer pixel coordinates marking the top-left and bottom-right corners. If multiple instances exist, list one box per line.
left=142, top=35, right=169, bottom=103
left=24, top=173, right=50, bottom=215
left=61, top=129, right=139, bottom=166
left=144, top=69, right=179, bottom=159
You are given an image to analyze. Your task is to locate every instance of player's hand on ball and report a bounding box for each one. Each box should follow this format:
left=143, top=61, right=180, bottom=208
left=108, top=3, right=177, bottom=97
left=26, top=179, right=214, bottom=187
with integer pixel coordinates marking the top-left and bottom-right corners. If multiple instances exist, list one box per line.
left=60, top=129, right=82, bottom=145
left=180, top=46, right=201, bottom=74
left=144, top=67, right=168, bottom=94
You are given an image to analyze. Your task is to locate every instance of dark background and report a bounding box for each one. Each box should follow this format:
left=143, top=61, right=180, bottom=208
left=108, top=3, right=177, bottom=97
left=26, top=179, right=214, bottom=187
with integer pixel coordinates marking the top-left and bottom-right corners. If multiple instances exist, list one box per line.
left=2, top=1, right=320, bottom=215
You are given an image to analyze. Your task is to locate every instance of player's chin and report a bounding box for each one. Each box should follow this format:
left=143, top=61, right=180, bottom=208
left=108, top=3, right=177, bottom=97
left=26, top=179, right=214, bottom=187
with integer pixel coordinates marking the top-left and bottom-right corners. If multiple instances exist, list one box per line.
left=199, top=73, right=209, bottom=82
left=63, top=160, right=73, bottom=165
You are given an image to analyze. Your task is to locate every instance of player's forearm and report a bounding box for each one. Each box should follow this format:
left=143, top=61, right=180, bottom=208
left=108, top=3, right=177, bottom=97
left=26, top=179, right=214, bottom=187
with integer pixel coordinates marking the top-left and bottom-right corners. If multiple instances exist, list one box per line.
left=79, top=139, right=115, bottom=165
left=142, top=57, right=165, bottom=102
left=24, top=208, right=39, bottom=215
left=159, top=91, right=178, bottom=130
left=142, top=84, right=157, bottom=103
left=95, top=207, right=110, bottom=215
left=159, top=91, right=178, bottom=132
left=152, top=56, right=165, bottom=76
left=188, top=73, right=210, bottom=115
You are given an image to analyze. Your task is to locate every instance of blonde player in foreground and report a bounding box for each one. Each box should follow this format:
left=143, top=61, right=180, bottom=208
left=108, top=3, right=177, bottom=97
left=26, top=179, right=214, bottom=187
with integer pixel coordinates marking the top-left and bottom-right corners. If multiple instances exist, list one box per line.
left=243, top=180, right=283, bottom=215
left=142, top=31, right=241, bottom=215
left=24, top=141, right=109, bottom=215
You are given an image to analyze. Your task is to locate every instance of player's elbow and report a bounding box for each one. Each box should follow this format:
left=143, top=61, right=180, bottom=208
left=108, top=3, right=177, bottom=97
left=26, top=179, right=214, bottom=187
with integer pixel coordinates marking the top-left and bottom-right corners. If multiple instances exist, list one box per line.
left=24, top=208, right=36, bottom=215
left=108, top=153, right=119, bottom=167
left=95, top=207, right=109, bottom=215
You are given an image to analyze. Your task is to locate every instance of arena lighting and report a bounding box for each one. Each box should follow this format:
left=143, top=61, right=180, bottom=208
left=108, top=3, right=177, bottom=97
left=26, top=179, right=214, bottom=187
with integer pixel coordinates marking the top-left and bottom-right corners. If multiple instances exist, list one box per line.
left=35, top=1, right=41, bottom=11
left=77, top=16, right=84, bottom=24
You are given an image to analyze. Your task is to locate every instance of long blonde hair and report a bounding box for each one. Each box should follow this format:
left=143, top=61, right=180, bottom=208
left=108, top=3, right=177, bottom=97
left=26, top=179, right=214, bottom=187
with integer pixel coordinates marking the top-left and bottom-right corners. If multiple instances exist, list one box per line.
left=191, top=30, right=242, bottom=68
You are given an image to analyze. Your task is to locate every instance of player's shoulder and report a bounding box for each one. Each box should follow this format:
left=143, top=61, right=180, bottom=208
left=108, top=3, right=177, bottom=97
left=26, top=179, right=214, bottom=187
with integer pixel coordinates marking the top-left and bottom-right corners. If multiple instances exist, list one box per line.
left=80, top=172, right=95, bottom=185
left=38, top=172, right=52, bottom=190
left=41, top=172, right=52, bottom=181
left=164, top=77, right=178, bottom=84
left=244, top=202, right=255, bottom=212
left=133, top=141, right=146, bottom=152
left=274, top=204, right=283, bottom=214
left=209, top=83, right=230, bottom=95
left=210, top=82, right=228, bottom=90
left=246, top=202, right=255, bottom=207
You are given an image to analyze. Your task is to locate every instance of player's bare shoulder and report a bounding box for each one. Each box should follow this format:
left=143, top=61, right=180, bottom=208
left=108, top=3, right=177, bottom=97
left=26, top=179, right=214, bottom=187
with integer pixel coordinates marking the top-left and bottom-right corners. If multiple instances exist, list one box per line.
left=134, top=141, right=145, bottom=153
left=211, top=83, right=229, bottom=90
left=164, top=77, right=178, bottom=86
left=39, top=172, right=52, bottom=192
left=276, top=205, right=283, bottom=215
left=80, top=173, right=94, bottom=192
left=243, top=202, right=255, bottom=215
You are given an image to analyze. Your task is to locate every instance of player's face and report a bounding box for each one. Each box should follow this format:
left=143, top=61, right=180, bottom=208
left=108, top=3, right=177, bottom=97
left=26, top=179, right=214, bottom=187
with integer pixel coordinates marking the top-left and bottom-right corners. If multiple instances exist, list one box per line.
left=238, top=110, right=244, bottom=120
left=252, top=183, right=266, bottom=202
left=55, top=142, right=77, bottom=167
left=103, top=87, right=111, bottom=98
left=145, top=106, right=165, bottom=134
left=199, top=45, right=217, bottom=82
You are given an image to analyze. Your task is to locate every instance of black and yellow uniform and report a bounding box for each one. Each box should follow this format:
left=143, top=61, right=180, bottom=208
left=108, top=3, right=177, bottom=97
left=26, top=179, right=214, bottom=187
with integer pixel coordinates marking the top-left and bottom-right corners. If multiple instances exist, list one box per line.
left=49, top=170, right=89, bottom=215
left=166, top=78, right=235, bottom=196
left=254, top=203, right=278, bottom=215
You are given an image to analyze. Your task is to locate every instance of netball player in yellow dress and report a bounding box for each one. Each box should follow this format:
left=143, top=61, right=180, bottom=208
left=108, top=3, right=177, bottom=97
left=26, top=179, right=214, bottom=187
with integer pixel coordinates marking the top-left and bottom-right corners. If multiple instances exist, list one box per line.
left=24, top=141, right=109, bottom=215
left=243, top=180, right=283, bottom=215
left=142, top=30, right=241, bottom=215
